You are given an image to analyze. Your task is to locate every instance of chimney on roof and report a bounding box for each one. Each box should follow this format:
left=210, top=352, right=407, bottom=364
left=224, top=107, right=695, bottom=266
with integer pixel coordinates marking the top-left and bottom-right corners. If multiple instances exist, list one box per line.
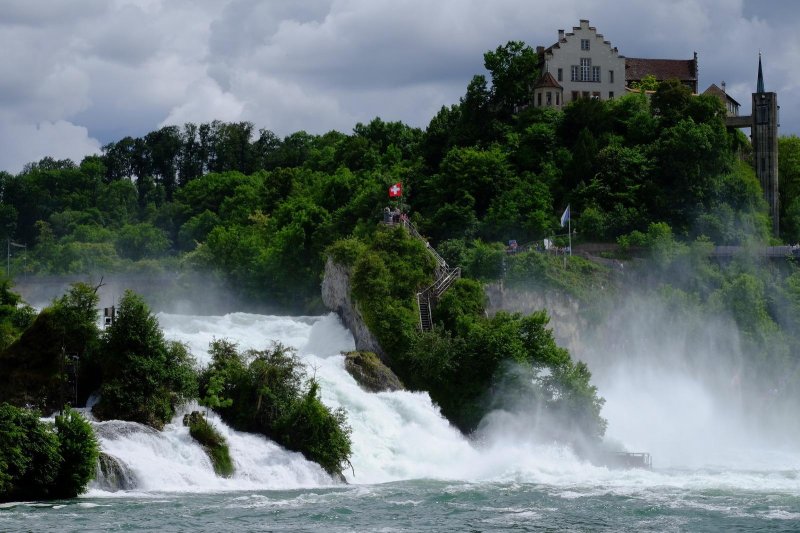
left=558, top=29, right=564, bottom=40
left=721, top=81, right=726, bottom=93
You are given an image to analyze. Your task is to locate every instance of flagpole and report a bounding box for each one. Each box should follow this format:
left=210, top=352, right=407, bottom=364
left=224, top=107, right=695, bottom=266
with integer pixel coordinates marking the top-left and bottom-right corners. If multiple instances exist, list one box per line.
left=568, top=216, right=572, bottom=257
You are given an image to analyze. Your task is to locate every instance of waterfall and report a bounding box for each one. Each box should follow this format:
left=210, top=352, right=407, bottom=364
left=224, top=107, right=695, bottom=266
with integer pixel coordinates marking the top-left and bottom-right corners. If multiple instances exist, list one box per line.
left=89, top=406, right=333, bottom=494
left=87, top=311, right=800, bottom=495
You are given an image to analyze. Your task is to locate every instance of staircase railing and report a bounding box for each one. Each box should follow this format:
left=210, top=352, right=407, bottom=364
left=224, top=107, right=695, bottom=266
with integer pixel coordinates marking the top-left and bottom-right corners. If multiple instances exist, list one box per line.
left=417, top=291, right=433, bottom=332
left=384, top=217, right=461, bottom=331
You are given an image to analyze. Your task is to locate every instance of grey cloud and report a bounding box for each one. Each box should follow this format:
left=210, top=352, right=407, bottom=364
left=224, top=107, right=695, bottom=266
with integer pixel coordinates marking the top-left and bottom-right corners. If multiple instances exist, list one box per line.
left=0, top=0, right=107, bottom=27
left=1, top=0, right=799, bottom=174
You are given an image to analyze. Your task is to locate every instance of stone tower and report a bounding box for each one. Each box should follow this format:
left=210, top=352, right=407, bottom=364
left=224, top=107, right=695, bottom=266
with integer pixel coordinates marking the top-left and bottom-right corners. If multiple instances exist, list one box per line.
left=751, top=54, right=779, bottom=235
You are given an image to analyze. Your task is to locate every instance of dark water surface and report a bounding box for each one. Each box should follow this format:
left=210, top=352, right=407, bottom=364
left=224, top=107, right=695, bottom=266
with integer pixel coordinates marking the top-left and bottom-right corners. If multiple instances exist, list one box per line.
left=2, top=478, right=799, bottom=532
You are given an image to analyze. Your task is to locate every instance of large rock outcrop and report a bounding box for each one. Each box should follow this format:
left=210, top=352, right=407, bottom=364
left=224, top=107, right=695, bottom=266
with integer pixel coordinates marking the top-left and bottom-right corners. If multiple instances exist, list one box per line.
left=344, top=351, right=404, bottom=392
left=321, top=258, right=387, bottom=361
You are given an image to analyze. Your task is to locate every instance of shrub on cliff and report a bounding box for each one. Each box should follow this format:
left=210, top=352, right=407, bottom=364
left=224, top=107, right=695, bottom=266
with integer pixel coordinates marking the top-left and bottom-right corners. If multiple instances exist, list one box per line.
left=93, top=290, right=197, bottom=429
left=183, top=411, right=233, bottom=477
left=199, top=340, right=352, bottom=478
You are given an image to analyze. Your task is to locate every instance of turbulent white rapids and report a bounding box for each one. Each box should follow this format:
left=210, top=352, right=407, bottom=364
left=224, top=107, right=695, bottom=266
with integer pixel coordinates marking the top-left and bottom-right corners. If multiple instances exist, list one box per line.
left=88, top=312, right=800, bottom=497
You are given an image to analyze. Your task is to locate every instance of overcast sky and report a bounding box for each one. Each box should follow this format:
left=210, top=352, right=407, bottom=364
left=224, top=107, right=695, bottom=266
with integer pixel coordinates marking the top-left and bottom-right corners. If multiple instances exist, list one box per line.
left=1, top=0, right=798, bottom=173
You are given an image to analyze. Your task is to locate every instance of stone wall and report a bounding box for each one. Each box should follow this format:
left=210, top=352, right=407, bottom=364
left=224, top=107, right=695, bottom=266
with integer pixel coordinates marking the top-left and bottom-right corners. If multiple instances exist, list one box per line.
left=485, top=281, right=588, bottom=355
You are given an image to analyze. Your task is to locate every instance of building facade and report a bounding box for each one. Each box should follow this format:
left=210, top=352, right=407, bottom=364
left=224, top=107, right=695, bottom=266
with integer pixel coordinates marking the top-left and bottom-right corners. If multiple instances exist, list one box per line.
left=535, top=19, right=626, bottom=109
left=533, top=20, right=699, bottom=110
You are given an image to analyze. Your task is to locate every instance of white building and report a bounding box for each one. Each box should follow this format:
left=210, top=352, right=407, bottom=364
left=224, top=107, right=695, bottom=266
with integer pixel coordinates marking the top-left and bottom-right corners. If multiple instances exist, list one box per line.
left=534, top=19, right=626, bottom=109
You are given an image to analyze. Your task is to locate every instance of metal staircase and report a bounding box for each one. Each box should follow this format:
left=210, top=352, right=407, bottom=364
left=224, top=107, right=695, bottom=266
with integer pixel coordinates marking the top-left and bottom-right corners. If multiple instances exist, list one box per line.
left=391, top=219, right=460, bottom=331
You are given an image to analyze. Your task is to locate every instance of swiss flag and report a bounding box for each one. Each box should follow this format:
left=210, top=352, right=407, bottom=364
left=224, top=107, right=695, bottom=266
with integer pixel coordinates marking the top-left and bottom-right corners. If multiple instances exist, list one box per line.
left=388, top=182, right=403, bottom=197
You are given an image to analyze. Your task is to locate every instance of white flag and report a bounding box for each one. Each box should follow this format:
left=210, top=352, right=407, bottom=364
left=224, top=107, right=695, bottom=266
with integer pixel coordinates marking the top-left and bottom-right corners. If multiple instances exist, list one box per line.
left=560, top=205, right=570, bottom=227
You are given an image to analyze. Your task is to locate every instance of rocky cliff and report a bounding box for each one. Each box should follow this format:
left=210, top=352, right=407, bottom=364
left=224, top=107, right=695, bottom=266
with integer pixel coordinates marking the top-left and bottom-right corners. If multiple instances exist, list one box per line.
left=321, top=258, right=387, bottom=361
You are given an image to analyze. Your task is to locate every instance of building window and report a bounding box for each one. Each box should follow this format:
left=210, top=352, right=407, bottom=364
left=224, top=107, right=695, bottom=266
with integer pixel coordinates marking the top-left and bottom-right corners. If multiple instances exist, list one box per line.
left=571, top=91, right=579, bottom=101
left=546, top=92, right=552, bottom=105
left=537, top=93, right=542, bottom=107
left=609, top=91, right=614, bottom=99
left=757, top=105, right=769, bottom=124
left=571, top=65, right=579, bottom=81
left=556, top=93, right=560, bottom=105
left=609, top=70, right=614, bottom=83
left=581, top=39, right=590, bottom=50
left=557, top=68, right=563, bottom=82
left=592, top=66, right=600, bottom=82
left=580, top=58, right=591, bottom=81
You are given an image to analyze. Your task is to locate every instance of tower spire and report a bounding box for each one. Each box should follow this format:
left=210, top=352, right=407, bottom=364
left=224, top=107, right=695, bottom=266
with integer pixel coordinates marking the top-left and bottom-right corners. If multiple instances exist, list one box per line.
left=757, top=52, right=765, bottom=93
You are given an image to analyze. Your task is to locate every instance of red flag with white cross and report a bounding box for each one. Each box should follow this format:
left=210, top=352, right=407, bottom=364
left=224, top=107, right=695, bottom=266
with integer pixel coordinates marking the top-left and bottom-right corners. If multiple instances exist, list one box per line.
left=388, top=182, right=403, bottom=197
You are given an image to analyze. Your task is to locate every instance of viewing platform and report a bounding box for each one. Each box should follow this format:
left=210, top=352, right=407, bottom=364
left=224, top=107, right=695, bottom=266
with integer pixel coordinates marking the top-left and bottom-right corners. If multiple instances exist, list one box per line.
left=605, top=452, right=653, bottom=470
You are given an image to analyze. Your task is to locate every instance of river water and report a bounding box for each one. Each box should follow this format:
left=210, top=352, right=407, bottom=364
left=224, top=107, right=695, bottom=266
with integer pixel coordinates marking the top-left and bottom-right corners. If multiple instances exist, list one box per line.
left=1, top=312, right=798, bottom=532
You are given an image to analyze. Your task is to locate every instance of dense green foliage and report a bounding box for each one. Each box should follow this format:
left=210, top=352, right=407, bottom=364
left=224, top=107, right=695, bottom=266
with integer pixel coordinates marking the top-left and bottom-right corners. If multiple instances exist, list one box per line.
left=183, top=411, right=234, bottom=477
left=92, top=290, right=197, bottom=429
left=198, top=340, right=352, bottom=478
left=0, top=404, right=98, bottom=501
left=0, top=278, right=35, bottom=350
left=52, top=407, right=101, bottom=498
left=0, top=283, right=100, bottom=413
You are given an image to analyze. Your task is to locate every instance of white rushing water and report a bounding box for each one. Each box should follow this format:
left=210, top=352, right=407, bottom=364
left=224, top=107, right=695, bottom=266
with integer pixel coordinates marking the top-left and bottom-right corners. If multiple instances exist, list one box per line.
left=88, top=311, right=800, bottom=497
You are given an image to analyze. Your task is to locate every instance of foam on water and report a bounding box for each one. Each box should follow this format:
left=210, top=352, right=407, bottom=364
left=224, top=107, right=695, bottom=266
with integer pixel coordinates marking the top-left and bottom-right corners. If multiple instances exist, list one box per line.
left=87, top=311, right=800, bottom=497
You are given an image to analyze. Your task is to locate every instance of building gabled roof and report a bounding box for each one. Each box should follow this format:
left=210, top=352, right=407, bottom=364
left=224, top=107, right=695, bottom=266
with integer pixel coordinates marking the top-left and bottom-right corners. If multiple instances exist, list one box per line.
left=703, top=83, right=741, bottom=106
left=536, top=19, right=619, bottom=69
left=535, top=71, right=562, bottom=89
left=625, top=57, right=697, bottom=82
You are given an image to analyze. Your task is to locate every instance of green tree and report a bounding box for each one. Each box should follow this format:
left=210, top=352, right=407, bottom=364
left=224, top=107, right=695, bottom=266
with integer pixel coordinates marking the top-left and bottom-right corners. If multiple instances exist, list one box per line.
left=629, top=74, right=659, bottom=92
left=483, top=41, right=540, bottom=116
left=0, top=283, right=100, bottom=413
left=52, top=407, right=99, bottom=498
left=93, top=290, right=197, bottom=429
left=199, top=340, right=352, bottom=478
left=0, top=404, right=97, bottom=501
left=0, top=403, right=60, bottom=501
left=651, top=78, right=693, bottom=126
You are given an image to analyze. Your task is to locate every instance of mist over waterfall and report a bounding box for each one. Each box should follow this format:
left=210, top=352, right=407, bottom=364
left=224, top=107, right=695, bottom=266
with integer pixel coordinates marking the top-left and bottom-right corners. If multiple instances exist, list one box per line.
left=88, top=311, right=800, bottom=497
left=561, top=290, right=800, bottom=471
